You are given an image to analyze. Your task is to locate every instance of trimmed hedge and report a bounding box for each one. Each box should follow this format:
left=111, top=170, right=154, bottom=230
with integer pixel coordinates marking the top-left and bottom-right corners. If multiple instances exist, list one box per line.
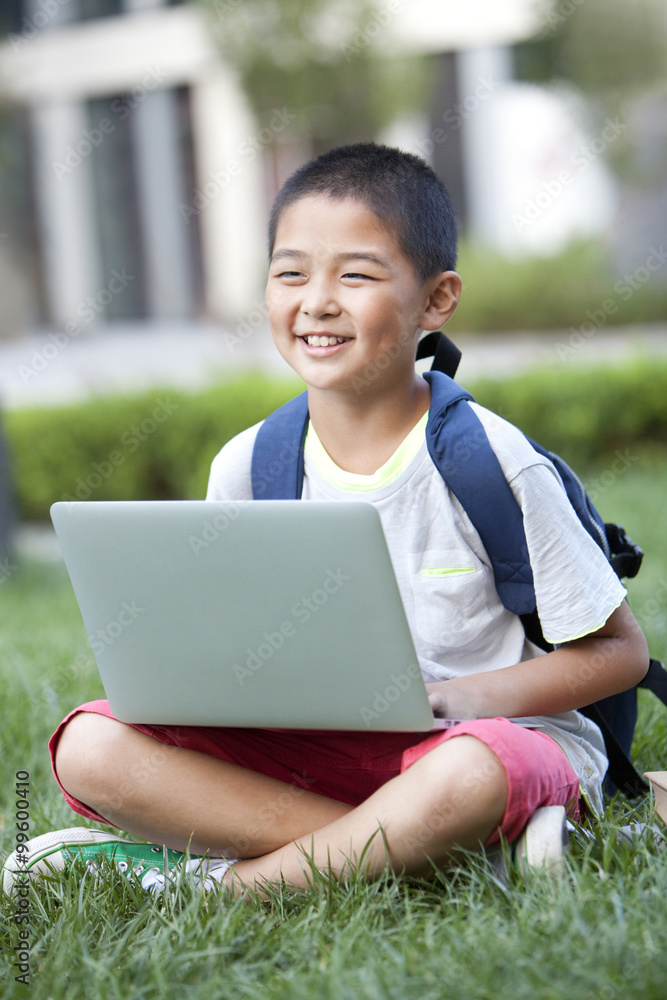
left=5, top=374, right=303, bottom=521
left=447, top=239, right=667, bottom=333
left=4, top=360, right=666, bottom=522
left=467, top=358, right=667, bottom=468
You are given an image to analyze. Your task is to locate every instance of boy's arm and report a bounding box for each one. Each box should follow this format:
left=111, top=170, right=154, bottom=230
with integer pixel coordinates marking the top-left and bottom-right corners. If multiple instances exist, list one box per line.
left=426, top=601, right=649, bottom=721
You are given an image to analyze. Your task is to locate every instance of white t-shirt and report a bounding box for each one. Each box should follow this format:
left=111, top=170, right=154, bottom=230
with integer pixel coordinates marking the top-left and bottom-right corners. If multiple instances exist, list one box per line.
left=206, top=400, right=627, bottom=813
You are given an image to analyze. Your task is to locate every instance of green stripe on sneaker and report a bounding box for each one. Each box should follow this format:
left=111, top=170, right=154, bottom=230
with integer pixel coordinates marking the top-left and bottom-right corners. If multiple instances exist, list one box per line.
left=62, top=841, right=187, bottom=870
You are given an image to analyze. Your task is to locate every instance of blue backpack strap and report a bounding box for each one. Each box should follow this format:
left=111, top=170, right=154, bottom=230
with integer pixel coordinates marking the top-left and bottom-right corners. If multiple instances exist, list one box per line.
left=252, top=371, right=541, bottom=615
left=251, top=390, right=309, bottom=499
left=423, top=370, right=536, bottom=616
left=416, top=331, right=462, bottom=379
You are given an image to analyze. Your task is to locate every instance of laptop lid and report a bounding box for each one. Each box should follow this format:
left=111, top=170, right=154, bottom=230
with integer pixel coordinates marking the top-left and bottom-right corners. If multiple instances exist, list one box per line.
left=50, top=500, right=436, bottom=732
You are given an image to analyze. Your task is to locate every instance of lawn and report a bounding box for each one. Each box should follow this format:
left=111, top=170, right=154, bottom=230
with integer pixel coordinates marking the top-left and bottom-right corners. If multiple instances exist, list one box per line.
left=1, top=452, right=666, bottom=1000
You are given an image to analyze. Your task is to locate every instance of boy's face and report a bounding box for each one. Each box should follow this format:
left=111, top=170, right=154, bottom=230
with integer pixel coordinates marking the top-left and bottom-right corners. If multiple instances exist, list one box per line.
left=266, top=195, right=448, bottom=395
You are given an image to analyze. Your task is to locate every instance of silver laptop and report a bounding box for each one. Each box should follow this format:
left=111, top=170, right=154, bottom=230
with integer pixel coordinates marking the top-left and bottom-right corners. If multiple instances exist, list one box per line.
left=50, top=499, right=444, bottom=732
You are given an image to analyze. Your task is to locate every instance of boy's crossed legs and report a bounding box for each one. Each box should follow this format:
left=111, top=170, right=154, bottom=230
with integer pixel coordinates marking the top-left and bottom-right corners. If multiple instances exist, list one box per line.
left=49, top=703, right=581, bottom=894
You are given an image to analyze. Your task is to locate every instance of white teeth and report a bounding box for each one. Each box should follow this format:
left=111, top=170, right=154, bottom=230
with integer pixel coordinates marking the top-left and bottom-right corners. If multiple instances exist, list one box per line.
left=306, top=336, right=347, bottom=346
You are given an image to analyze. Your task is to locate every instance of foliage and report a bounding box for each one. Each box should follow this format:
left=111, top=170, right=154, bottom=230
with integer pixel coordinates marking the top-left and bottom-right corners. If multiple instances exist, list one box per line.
left=550, top=0, right=666, bottom=101
left=4, top=360, right=667, bottom=523
left=516, top=0, right=666, bottom=97
left=202, top=0, right=431, bottom=148
left=448, top=238, right=667, bottom=333
left=4, top=373, right=303, bottom=521
left=469, top=359, right=667, bottom=469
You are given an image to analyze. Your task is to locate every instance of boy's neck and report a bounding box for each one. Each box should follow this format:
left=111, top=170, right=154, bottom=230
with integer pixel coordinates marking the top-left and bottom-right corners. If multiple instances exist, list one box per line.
left=307, top=375, right=430, bottom=475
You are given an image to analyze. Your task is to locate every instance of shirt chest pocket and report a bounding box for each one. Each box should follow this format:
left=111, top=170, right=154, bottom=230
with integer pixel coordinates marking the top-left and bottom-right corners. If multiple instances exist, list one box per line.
left=409, top=549, right=494, bottom=649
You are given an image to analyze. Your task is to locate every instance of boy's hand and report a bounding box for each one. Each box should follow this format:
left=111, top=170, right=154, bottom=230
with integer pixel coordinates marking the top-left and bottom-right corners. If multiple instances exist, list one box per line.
left=425, top=681, right=479, bottom=721
left=425, top=603, right=648, bottom=722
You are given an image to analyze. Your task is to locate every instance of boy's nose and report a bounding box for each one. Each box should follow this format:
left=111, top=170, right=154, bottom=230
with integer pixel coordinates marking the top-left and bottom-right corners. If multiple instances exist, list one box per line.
left=299, top=279, right=340, bottom=319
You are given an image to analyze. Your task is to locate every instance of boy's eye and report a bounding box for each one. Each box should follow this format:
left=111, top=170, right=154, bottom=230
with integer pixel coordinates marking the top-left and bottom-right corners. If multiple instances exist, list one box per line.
left=275, top=270, right=305, bottom=280
left=342, top=272, right=375, bottom=281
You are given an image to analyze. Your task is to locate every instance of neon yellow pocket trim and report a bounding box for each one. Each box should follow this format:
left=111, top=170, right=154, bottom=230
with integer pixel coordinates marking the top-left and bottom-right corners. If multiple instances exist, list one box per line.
left=421, top=567, right=475, bottom=577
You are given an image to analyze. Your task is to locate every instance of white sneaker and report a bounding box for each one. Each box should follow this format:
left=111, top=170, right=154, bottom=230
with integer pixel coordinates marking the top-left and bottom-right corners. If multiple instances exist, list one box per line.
left=488, top=805, right=568, bottom=882
left=2, top=827, right=237, bottom=896
left=514, top=805, right=568, bottom=875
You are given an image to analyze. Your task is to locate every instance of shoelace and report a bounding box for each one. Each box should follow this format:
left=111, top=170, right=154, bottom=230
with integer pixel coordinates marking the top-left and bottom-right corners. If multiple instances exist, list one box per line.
left=85, top=856, right=238, bottom=894
left=141, top=858, right=239, bottom=894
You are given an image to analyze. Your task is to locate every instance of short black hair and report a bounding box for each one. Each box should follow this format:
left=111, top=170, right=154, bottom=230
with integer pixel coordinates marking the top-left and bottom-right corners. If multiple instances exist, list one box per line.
left=268, top=143, right=458, bottom=280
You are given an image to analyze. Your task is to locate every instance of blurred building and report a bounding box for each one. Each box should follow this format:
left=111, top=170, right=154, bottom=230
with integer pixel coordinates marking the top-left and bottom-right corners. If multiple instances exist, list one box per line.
left=382, top=1, right=628, bottom=260
left=0, top=0, right=266, bottom=336
left=0, top=0, right=654, bottom=341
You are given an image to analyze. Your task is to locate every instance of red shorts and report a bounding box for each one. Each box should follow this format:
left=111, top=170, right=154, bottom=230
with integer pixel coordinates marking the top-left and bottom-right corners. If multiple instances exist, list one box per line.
left=49, top=701, right=582, bottom=846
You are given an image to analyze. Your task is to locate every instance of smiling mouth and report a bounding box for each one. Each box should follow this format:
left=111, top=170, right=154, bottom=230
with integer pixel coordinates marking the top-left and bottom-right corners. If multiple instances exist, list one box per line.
left=299, top=334, right=351, bottom=347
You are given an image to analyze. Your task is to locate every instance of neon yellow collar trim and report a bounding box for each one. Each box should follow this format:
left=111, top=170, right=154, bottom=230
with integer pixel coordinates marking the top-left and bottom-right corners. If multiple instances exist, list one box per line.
left=305, top=413, right=428, bottom=492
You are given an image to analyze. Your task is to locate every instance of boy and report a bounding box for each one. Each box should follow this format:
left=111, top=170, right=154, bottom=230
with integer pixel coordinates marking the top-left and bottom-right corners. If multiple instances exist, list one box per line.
left=4, top=144, right=649, bottom=896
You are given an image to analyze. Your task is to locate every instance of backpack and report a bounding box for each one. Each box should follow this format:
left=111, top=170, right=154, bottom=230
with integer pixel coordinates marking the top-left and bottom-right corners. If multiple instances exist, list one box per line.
left=250, top=331, right=667, bottom=798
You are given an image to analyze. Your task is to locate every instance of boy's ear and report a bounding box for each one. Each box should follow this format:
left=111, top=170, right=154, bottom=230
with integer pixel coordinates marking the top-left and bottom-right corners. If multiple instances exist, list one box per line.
left=419, top=271, right=462, bottom=331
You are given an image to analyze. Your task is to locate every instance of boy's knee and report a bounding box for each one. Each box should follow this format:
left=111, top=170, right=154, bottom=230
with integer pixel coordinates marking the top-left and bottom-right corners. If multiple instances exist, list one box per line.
left=55, top=712, right=127, bottom=797
left=421, top=736, right=508, bottom=815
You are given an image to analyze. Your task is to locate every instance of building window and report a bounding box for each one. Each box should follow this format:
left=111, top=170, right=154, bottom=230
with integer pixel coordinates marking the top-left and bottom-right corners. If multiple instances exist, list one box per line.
left=79, top=1, right=125, bottom=20
left=88, top=94, right=148, bottom=319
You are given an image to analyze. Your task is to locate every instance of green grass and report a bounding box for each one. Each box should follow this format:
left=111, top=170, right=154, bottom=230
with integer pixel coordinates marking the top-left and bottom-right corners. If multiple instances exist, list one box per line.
left=1, top=452, right=666, bottom=999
